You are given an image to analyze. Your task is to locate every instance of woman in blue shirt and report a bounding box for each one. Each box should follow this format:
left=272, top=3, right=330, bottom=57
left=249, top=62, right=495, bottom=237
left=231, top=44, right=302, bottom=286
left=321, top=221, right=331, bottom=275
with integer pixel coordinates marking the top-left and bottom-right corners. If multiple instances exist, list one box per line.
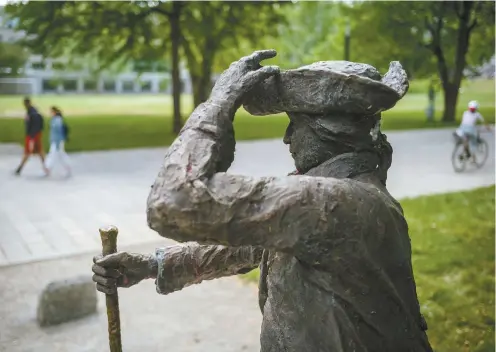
left=45, top=106, right=71, bottom=177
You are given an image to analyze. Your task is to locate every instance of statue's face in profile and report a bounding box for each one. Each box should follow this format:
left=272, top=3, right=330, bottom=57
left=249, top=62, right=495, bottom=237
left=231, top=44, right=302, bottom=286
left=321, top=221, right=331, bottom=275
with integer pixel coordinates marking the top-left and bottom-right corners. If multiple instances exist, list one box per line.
left=283, top=112, right=343, bottom=173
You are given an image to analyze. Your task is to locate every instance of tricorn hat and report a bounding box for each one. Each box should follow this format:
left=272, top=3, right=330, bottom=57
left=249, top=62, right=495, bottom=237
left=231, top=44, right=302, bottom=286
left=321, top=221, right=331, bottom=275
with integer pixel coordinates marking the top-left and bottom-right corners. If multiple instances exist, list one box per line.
left=243, top=60, right=409, bottom=116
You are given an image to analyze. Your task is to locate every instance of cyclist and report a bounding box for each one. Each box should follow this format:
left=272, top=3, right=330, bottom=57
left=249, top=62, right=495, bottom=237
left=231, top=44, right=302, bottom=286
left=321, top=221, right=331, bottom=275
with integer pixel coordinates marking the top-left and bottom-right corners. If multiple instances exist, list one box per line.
left=456, top=100, right=491, bottom=159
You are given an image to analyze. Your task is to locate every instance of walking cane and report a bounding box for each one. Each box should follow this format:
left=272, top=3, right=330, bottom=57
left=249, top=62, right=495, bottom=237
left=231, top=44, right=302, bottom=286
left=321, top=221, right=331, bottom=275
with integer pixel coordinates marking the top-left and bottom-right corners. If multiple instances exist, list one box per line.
left=99, top=226, right=123, bottom=352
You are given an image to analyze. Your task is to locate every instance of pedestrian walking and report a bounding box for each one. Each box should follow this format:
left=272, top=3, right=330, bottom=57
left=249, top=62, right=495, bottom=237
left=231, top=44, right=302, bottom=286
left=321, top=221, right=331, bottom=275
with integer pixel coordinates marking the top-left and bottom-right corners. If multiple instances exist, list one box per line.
left=45, top=106, right=71, bottom=177
left=14, top=97, right=49, bottom=176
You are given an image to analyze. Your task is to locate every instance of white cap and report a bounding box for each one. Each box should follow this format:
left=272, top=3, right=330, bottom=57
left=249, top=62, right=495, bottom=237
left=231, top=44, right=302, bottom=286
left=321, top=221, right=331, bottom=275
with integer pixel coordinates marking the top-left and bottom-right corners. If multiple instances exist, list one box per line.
left=468, top=100, right=479, bottom=109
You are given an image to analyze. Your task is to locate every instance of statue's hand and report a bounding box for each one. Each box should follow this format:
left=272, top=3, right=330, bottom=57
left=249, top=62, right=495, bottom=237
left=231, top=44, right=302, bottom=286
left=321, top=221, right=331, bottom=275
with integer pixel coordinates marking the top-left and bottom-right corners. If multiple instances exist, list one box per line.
left=210, top=49, right=279, bottom=105
left=92, top=252, right=158, bottom=294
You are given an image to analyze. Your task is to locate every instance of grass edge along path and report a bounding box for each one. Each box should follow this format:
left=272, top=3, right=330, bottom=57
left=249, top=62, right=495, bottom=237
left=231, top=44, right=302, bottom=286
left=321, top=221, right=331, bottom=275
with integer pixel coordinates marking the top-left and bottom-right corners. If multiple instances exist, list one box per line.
left=1, top=78, right=493, bottom=152
left=241, top=185, right=495, bottom=352
left=0, top=106, right=494, bottom=153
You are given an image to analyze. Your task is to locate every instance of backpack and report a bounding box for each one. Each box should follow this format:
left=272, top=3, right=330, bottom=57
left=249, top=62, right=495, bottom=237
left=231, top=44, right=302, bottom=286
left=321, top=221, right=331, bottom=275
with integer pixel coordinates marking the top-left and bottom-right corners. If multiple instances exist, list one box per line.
left=62, top=119, right=70, bottom=142
left=39, top=113, right=44, bottom=130
left=31, top=107, right=44, bottom=131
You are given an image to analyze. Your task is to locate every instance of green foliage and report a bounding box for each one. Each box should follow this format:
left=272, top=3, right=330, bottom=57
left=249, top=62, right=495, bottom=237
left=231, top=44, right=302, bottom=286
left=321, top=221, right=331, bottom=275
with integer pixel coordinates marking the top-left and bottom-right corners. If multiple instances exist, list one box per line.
left=216, top=1, right=345, bottom=71
left=182, top=1, right=287, bottom=73
left=242, top=186, right=496, bottom=352
left=345, top=1, right=495, bottom=77
left=177, top=1, right=287, bottom=104
left=404, top=186, right=495, bottom=352
left=5, top=1, right=285, bottom=105
left=5, top=1, right=164, bottom=68
left=261, top=1, right=345, bottom=69
left=0, top=42, right=29, bottom=77
left=343, top=1, right=495, bottom=121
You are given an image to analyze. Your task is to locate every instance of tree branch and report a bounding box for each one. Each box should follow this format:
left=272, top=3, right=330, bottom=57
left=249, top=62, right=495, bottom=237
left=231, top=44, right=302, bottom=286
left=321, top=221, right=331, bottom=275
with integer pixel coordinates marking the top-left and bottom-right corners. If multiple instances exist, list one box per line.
left=466, top=0, right=482, bottom=33
left=468, top=18, right=478, bottom=32
left=423, top=4, right=449, bottom=87
left=180, top=32, right=198, bottom=75
left=151, top=6, right=172, bottom=17
left=453, top=1, right=462, bottom=18
left=452, top=1, right=474, bottom=87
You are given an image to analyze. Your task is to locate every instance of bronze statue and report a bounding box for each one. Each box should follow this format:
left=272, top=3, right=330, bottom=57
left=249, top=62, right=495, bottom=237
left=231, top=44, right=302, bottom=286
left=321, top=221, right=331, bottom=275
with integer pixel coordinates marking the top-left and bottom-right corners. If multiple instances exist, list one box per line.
left=92, top=50, right=433, bottom=352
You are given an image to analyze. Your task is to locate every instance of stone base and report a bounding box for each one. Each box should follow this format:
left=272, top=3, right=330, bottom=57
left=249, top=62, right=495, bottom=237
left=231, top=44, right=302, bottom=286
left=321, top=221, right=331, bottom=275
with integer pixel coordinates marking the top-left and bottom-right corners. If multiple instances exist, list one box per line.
left=37, top=275, right=98, bottom=327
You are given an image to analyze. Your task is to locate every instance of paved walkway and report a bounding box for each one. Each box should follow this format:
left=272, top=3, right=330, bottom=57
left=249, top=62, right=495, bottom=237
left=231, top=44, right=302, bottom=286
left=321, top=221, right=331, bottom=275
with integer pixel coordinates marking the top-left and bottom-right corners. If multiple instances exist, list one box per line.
left=0, top=128, right=494, bottom=267
left=0, top=244, right=263, bottom=352
left=0, top=128, right=494, bottom=352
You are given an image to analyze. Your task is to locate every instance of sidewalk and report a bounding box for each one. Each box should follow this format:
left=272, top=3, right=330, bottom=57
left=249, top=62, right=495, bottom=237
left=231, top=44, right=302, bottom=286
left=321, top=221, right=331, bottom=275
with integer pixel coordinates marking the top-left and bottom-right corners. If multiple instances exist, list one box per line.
left=0, top=243, right=262, bottom=352
left=0, top=128, right=494, bottom=267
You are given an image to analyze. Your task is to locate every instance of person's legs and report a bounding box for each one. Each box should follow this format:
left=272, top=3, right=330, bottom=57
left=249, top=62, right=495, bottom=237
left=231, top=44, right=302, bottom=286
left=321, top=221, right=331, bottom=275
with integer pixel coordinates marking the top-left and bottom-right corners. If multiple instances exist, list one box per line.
left=34, top=133, right=49, bottom=175
left=468, top=134, right=479, bottom=163
left=45, top=142, right=57, bottom=171
left=462, top=137, right=471, bottom=157
left=15, top=136, right=33, bottom=175
left=15, top=153, right=30, bottom=175
left=460, top=126, right=478, bottom=158
left=58, top=142, right=72, bottom=176
left=39, top=156, right=49, bottom=175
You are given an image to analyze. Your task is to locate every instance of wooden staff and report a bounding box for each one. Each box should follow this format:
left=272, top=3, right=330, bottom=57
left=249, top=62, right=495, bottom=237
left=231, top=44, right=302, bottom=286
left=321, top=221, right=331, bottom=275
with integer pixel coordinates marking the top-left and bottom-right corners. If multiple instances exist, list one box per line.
left=99, top=225, right=123, bottom=352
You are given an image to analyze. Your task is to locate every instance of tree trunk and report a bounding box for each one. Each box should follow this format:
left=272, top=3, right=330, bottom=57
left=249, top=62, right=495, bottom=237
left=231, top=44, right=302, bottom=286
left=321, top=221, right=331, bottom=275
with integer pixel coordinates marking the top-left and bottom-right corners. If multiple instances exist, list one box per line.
left=184, top=32, right=216, bottom=108
left=441, top=1, right=474, bottom=123
left=191, top=68, right=212, bottom=107
left=442, top=83, right=459, bottom=122
left=170, top=2, right=182, bottom=134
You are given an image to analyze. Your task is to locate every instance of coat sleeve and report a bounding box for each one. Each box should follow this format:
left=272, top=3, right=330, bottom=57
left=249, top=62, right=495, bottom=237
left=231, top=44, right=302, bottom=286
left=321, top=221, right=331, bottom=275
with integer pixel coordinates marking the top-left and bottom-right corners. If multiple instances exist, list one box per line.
left=154, top=243, right=263, bottom=295
left=147, top=99, right=359, bottom=254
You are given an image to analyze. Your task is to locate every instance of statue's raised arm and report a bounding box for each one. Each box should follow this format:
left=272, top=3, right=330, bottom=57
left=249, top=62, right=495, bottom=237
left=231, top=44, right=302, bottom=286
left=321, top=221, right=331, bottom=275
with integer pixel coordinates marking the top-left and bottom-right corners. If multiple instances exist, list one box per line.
left=147, top=51, right=369, bottom=255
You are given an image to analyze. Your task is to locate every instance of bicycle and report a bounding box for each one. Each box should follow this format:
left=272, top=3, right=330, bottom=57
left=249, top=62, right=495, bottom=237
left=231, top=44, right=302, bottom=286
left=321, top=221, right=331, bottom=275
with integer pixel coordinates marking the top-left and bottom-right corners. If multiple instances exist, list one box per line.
left=451, top=128, right=490, bottom=172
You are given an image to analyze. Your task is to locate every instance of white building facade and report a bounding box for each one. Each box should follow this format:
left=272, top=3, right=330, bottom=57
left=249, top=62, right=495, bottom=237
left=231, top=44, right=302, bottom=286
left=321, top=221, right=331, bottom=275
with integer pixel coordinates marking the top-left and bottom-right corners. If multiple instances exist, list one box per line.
left=0, top=8, right=192, bottom=95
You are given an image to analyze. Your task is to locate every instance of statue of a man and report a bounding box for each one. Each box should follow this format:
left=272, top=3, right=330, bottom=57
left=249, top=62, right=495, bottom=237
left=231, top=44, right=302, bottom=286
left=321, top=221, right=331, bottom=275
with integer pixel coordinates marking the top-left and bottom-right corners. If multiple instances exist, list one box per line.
left=92, top=50, right=433, bottom=352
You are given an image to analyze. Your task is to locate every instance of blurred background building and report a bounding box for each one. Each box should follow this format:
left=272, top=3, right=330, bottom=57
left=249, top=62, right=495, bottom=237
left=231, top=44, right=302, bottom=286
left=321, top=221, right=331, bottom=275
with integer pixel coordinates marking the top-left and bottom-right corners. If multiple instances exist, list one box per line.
left=0, top=6, right=192, bottom=95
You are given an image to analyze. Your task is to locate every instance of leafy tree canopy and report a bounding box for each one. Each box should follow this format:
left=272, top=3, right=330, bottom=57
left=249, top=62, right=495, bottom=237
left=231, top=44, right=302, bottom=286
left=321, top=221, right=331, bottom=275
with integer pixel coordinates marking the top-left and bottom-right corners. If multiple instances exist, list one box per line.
left=344, top=1, right=495, bottom=121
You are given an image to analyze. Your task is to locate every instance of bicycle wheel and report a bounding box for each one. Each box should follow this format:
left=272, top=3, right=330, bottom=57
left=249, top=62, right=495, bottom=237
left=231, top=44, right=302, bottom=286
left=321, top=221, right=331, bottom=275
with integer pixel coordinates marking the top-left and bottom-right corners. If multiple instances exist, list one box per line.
left=473, top=138, right=489, bottom=169
left=452, top=143, right=467, bottom=172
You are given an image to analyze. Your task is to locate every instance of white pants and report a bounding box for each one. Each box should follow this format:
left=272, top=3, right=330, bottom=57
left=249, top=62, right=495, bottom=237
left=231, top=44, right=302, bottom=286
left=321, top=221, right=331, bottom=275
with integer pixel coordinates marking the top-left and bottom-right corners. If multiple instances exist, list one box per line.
left=46, top=142, right=71, bottom=172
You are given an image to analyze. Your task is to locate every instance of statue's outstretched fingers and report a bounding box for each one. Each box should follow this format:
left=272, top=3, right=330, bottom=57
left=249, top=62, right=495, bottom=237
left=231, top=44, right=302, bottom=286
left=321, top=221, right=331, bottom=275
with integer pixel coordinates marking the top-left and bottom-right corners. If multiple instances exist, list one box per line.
left=249, top=65, right=280, bottom=81
left=258, top=65, right=279, bottom=75
left=242, top=65, right=280, bottom=88
left=244, top=49, right=277, bottom=66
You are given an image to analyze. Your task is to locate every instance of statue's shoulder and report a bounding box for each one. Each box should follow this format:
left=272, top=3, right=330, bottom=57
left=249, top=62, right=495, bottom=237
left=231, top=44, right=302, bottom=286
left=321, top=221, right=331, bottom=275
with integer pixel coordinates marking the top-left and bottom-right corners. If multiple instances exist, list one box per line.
left=345, top=176, right=405, bottom=216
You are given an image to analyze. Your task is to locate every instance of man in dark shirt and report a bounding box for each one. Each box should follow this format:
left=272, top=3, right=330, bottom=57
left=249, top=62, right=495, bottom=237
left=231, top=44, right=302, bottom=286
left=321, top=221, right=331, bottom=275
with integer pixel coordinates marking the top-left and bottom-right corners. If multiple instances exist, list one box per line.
left=14, top=97, right=49, bottom=176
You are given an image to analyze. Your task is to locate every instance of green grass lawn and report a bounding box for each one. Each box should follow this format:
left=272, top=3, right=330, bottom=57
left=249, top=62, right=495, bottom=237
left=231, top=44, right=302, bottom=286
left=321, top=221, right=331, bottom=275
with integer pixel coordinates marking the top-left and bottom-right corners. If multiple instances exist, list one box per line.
left=0, top=79, right=493, bottom=152
left=242, top=186, right=495, bottom=352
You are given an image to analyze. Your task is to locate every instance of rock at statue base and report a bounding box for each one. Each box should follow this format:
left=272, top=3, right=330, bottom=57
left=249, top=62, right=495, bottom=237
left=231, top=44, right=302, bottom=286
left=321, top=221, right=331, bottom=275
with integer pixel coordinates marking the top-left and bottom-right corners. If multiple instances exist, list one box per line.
left=37, top=275, right=97, bottom=327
